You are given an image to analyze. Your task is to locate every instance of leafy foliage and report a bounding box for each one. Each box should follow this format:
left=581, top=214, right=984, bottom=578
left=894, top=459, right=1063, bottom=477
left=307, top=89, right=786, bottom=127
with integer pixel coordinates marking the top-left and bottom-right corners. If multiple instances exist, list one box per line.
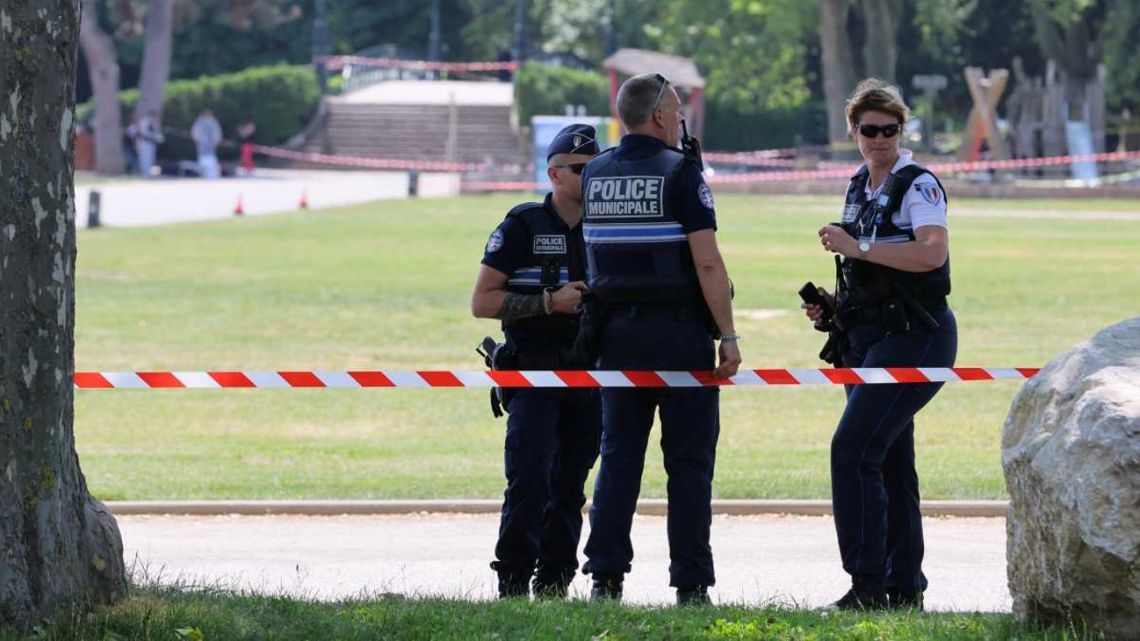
left=513, top=61, right=610, bottom=127
left=652, top=0, right=818, bottom=112
left=79, top=64, right=320, bottom=160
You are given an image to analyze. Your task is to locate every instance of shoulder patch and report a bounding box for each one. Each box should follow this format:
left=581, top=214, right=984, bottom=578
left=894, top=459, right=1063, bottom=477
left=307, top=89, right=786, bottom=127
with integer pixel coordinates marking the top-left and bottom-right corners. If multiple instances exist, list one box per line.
left=914, top=182, right=943, bottom=206
left=698, top=183, right=715, bottom=209
left=485, top=229, right=504, bottom=253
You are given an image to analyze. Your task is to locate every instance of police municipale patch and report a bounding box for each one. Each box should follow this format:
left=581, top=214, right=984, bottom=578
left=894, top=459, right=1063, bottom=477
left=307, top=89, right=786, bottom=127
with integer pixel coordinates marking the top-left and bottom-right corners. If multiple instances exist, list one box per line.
left=698, top=183, right=715, bottom=209
left=485, top=229, right=504, bottom=253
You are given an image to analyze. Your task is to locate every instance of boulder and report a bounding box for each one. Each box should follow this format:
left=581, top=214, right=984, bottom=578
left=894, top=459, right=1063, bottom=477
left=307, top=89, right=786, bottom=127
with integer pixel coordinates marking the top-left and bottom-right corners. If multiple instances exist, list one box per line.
left=1002, top=317, right=1140, bottom=639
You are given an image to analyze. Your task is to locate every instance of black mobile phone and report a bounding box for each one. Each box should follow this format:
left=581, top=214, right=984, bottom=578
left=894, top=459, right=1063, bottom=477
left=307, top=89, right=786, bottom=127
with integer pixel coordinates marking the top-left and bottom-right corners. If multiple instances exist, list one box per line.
left=798, top=281, right=833, bottom=323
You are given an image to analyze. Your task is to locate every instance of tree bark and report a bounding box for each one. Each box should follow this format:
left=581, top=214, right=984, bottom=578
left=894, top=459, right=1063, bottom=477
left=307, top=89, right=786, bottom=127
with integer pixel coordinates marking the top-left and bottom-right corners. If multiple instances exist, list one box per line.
left=0, top=0, right=128, bottom=627
left=134, top=0, right=175, bottom=122
left=78, top=0, right=124, bottom=175
left=859, top=0, right=904, bottom=83
left=820, top=0, right=856, bottom=144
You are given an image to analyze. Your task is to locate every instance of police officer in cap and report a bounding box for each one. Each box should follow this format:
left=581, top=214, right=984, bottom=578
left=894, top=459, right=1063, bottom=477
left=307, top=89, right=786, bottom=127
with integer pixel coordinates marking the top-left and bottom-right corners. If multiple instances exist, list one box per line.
left=579, top=74, right=741, bottom=605
left=471, top=124, right=602, bottom=599
left=804, top=78, right=958, bottom=611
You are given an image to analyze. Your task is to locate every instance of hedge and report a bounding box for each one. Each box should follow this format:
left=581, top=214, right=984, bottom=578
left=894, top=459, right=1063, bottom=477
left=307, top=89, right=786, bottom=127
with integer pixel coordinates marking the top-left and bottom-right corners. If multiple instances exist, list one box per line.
left=513, top=61, right=828, bottom=151
left=514, top=61, right=610, bottom=129
left=79, top=64, right=321, bottom=161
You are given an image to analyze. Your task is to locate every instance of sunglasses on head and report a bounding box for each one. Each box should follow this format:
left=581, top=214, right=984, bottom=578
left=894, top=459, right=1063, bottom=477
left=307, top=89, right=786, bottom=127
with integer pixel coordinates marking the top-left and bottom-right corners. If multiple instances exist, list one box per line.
left=552, top=163, right=587, bottom=175
left=856, top=123, right=902, bottom=139
left=653, top=73, right=671, bottom=107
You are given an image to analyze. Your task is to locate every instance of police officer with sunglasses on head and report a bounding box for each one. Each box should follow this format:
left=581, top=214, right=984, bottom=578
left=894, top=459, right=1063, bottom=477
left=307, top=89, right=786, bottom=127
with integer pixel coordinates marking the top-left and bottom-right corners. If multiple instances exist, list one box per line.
left=804, top=78, right=958, bottom=612
left=578, top=73, right=741, bottom=606
left=471, top=124, right=602, bottom=600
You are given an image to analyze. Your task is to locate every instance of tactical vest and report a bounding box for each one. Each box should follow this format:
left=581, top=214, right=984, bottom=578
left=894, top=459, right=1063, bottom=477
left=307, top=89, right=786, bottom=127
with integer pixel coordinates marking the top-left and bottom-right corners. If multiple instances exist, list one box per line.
left=500, top=201, right=582, bottom=353
left=837, top=164, right=952, bottom=314
left=580, top=146, right=701, bottom=306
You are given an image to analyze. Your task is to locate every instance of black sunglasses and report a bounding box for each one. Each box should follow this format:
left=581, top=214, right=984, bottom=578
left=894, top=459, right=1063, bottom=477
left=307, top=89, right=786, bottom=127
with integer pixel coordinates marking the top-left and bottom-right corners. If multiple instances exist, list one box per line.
left=856, top=123, right=902, bottom=139
left=653, top=73, right=670, bottom=107
left=552, top=162, right=587, bottom=175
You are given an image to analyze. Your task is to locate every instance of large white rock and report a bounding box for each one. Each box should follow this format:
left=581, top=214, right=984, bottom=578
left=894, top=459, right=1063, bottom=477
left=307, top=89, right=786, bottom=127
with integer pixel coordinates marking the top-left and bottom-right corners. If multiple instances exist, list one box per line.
left=1002, top=317, right=1140, bottom=639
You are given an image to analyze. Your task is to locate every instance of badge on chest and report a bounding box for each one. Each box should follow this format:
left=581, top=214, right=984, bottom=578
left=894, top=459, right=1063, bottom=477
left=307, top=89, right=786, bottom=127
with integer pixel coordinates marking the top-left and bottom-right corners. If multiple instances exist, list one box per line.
left=533, top=234, right=567, bottom=254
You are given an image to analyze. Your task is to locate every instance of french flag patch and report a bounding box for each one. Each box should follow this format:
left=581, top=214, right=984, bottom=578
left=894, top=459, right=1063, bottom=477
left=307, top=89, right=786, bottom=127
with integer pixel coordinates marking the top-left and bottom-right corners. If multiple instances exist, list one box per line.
left=915, top=183, right=942, bottom=205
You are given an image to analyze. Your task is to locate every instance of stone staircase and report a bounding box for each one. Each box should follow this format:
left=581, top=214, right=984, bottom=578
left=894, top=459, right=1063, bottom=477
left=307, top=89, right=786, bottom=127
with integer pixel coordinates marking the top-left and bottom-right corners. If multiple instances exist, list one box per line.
left=300, top=101, right=525, bottom=169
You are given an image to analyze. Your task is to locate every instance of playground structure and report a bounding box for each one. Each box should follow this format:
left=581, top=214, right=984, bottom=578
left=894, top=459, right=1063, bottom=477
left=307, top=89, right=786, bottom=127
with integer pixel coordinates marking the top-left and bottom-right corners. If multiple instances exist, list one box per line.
left=1005, top=60, right=1107, bottom=178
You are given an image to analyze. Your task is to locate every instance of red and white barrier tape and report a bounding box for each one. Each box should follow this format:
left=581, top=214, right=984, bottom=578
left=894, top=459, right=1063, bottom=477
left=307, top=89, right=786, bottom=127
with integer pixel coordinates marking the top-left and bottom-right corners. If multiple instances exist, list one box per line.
left=709, top=150, right=1140, bottom=185
left=463, top=181, right=542, bottom=191
left=74, top=367, right=1039, bottom=389
left=320, top=56, right=517, bottom=73
left=251, top=145, right=480, bottom=172
left=247, top=143, right=1140, bottom=186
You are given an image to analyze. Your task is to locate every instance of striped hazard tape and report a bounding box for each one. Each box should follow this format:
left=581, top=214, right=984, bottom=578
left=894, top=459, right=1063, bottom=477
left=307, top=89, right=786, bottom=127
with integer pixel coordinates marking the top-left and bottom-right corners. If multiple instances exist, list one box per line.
left=73, top=367, right=1040, bottom=389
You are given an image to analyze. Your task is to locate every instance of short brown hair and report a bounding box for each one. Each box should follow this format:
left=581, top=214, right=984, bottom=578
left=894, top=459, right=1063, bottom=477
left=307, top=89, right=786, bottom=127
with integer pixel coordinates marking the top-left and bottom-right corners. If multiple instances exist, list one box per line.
left=845, top=78, right=909, bottom=127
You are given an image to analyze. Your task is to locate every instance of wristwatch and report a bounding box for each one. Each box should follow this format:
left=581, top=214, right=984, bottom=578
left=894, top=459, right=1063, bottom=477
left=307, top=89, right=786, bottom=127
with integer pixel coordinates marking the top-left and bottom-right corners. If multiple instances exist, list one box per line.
left=858, top=240, right=871, bottom=260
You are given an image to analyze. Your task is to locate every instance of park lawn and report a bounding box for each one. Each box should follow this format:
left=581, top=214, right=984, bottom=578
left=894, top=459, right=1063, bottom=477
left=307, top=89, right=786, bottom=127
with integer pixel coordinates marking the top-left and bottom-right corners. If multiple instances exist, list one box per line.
left=72, top=193, right=1140, bottom=500
left=0, top=586, right=1099, bottom=641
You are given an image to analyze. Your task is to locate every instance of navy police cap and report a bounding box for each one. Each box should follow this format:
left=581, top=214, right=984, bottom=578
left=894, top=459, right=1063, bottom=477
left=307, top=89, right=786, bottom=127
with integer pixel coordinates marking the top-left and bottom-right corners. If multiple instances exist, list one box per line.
left=546, top=124, right=599, bottom=161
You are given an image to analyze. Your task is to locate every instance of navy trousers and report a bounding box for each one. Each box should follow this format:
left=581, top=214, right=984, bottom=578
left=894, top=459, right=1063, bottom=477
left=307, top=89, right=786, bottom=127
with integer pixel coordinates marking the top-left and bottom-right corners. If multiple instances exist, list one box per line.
left=493, top=387, right=601, bottom=583
left=582, top=310, right=720, bottom=588
left=832, top=308, right=958, bottom=592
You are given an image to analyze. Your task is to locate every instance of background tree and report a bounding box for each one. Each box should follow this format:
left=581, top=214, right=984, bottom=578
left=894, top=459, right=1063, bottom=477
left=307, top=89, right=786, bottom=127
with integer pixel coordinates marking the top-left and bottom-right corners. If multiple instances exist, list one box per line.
left=135, top=0, right=175, bottom=120
left=653, top=0, right=817, bottom=112
left=79, top=0, right=125, bottom=174
left=819, top=0, right=855, bottom=143
left=1, top=0, right=128, bottom=626
left=1100, top=0, right=1140, bottom=115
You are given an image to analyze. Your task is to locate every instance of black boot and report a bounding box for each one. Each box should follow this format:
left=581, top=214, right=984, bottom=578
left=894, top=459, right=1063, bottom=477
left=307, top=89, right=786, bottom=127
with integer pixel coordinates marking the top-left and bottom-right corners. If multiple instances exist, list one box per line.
left=589, top=576, right=623, bottom=602
left=887, top=588, right=924, bottom=610
left=532, top=570, right=573, bottom=600
left=822, top=583, right=888, bottom=611
left=676, top=585, right=711, bottom=606
left=496, top=572, right=531, bottom=599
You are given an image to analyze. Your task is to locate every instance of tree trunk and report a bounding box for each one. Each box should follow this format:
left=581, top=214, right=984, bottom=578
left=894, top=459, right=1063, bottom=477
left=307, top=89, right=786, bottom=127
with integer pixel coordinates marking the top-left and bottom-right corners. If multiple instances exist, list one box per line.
left=859, top=0, right=904, bottom=83
left=134, top=0, right=175, bottom=122
left=0, top=0, right=128, bottom=627
left=820, top=0, right=856, bottom=144
left=78, top=0, right=124, bottom=175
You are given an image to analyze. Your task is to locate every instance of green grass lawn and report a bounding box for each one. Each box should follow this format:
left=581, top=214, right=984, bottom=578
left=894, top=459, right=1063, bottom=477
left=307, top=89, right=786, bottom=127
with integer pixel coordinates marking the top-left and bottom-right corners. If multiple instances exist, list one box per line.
left=0, top=587, right=1099, bottom=641
left=73, top=194, right=1140, bottom=500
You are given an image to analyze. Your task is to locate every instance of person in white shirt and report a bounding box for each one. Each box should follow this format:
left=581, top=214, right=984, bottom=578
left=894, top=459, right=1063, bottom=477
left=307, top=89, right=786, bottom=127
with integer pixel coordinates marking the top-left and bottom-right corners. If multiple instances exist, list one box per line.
left=191, top=108, right=223, bottom=179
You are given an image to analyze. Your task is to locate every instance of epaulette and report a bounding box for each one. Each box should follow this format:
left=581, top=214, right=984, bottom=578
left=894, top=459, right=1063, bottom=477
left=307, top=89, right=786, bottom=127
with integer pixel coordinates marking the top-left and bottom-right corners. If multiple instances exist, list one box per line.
left=505, top=202, right=546, bottom=219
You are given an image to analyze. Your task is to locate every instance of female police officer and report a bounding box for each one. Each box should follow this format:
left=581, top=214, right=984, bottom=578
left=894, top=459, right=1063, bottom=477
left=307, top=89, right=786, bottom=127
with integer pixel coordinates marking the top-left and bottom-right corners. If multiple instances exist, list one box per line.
left=803, top=78, right=958, bottom=611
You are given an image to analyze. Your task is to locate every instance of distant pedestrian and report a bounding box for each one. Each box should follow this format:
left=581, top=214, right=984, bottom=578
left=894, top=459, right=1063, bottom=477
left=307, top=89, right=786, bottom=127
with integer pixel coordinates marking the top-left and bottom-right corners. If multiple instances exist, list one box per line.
left=497, top=47, right=513, bottom=82
left=238, top=120, right=257, bottom=176
left=191, top=108, right=223, bottom=179
left=134, top=111, right=164, bottom=178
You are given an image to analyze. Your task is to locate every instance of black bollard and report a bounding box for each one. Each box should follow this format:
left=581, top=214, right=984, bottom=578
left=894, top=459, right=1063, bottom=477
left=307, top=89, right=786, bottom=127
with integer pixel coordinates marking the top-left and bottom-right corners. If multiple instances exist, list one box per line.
left=87, top=190, right=102, bottom=229
left=408, top=170, right=419, bottom=197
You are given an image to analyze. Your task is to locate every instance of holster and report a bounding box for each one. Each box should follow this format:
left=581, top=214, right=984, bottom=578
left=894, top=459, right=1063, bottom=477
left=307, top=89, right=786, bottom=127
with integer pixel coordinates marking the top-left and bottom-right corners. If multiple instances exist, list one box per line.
left=476, top=337, right=517, bottom=418
left=818, top=330, right=848, bottom=367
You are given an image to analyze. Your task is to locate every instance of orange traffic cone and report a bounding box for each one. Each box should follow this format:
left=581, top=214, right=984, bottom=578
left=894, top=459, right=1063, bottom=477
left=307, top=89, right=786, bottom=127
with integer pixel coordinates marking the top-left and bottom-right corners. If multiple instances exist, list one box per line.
left=299, top=189, right=309, bottom=209
left=233, top=194, right=244, bottom=216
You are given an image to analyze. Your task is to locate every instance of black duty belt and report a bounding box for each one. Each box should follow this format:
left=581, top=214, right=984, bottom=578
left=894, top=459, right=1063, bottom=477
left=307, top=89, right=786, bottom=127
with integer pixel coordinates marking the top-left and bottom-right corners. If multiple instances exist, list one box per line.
left=838, top=295, right=946, bottom=330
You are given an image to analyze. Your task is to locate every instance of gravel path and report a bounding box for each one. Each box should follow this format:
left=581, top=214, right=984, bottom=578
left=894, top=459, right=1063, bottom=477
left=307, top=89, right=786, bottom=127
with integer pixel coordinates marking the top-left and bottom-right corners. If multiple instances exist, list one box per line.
left=119, top=513, right=1010, bottom=611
